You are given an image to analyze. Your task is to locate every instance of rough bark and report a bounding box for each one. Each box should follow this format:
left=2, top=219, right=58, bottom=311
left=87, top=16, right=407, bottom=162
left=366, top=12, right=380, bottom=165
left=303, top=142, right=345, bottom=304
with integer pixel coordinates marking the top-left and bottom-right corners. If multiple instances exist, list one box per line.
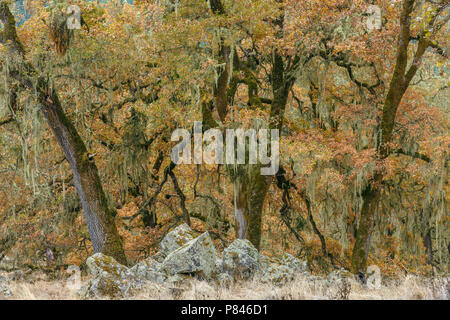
left=351, top=172, right=382, bottom=273
left=208, top=0, right=295, bottom=249
left=0, top=2, right=127, bottom=265
left=420, top=209, right=433, bottom=265
left=38, top=85, right=127, bottom=265
left=233, top=165, right=271, bottom=250
left=206, top=0, right=275, bottom=248
left=350, top=0, right=442, bottom=274
left=229, top=48, right=293, bottom=249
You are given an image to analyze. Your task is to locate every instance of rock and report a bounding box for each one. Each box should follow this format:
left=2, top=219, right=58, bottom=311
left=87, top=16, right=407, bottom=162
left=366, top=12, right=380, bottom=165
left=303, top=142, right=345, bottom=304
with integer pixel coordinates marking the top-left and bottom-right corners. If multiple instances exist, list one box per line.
left=217, top=272, right=234, bottom=288
left=85, top=253, right=128, bottom=278
left=166, top=274, right=191, bottom=288
left=0, top=275, right=11, bottom=297
left=168, top=286, right=185, bottom=299
left=215, top=258, right=223, bottom=273
left=257, top=252, right=308, bottom=285
left=65, top=266, right=82, bottom=292
left=366, top=265, right=381, bottom=289
left=257, top=254, right=272, bottom=270
left=0, top=255, right=16, bottom=271
left=159, top=223, right=198, bottom=257
left=161, top=232, right=217, bottom=279
left=278, top=252, right=308, bottom=273
left=130, top=257, right=166, bottom=283
left=144, top=271, right=166, bottom=284
left=258, top=264, right=296, bottom=285
left=151, top=252, right=166, bottom=263
left=222, top=239, right=259, bottom=280
left=78, top=253, right=142, bottom=299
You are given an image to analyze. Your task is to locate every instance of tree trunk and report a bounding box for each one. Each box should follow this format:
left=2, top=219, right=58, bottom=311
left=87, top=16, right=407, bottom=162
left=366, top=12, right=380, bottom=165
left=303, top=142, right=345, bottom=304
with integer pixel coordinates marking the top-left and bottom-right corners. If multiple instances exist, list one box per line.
left=350, top=0, right=432, bottom=274
left=39, top=86, right=127, bottom=265
left=420, top=209, right=433, bottom=265
left=423, top=229, right=433, bottom=266
left=0, top=2, right=127, bottom=265
left=231, top=54, right=291, bottom=249
left=233, top=165, right=271, bottom=250
left=351, top=172, right=382, bottom=274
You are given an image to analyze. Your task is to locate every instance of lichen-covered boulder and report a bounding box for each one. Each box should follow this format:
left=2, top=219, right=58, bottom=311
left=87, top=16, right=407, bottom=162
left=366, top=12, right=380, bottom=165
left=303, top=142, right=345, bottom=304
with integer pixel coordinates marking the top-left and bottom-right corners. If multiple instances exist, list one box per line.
left=222, top=239, right=259, bottom=279
left=257, top=252, right=308, bottom=285
left=258, top=264, right=296, bottom=285
left=366, top=265, right=382, bottom=289
left=0, top=255, right=15, bottom=271
left=65, top=265, right=82, bottom=293
left=151, top=251, right=166, bottom=263
left=278, top=252, right=307, bottom=273
left=259, top=252, right=307, bottom=272
left=130, top=257, right=166, bottom=283
left=257, top=253, right=272, bottom=271
left=0, top=275, right=11, bottom=297
left=159, top=223, right=198, bottom=257
left=215, top=258, right=224, bottom=273
left=78, top=253, right=142, bottom=299
left=161, top=232, right=217, bottom=279
left=166, top=274, right=191, bottom=288
left=216, top=272, right=234, bottom=288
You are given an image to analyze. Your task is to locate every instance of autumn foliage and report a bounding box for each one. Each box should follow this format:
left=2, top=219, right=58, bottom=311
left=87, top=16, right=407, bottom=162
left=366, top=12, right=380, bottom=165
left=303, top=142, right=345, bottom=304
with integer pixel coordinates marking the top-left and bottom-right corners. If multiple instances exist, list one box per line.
left=0, top=0, right=448, bottom=277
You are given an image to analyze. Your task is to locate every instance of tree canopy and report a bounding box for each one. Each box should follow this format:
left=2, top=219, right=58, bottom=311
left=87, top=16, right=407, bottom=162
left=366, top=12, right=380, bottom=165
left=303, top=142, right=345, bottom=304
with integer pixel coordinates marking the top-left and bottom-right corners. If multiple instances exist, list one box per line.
left=0, top=0, right=448, bottom=277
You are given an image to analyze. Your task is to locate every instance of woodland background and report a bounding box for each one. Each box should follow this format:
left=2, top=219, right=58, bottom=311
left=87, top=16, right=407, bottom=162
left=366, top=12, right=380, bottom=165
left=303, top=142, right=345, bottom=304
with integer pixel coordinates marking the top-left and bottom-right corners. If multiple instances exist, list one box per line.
left=0, top=0, right=448, bottom=278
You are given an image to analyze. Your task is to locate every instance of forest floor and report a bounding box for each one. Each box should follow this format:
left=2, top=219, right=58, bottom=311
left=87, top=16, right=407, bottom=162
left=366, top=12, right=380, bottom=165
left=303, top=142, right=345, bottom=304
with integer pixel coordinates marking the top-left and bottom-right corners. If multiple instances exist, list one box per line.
left=1, top=271, right=448, bottom=300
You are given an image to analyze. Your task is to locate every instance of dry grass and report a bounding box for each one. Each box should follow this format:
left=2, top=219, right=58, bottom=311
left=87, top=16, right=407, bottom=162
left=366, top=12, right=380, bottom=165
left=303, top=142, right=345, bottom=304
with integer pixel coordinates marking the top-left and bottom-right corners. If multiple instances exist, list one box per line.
left=1, top=272, right=448, bottom=300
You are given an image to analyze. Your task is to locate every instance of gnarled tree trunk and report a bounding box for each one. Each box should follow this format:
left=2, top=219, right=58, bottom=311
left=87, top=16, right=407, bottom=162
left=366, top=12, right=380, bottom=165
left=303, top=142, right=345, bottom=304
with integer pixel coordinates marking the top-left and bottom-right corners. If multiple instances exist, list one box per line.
left=39, top=86, right=127, bottom=265
left=233, top=166, right=271, bottom=250
left=0, top=2, right=127, bottom=265
left=351, top=0, right=437, bottom=274
left=351, top=172, right=382, bottom=274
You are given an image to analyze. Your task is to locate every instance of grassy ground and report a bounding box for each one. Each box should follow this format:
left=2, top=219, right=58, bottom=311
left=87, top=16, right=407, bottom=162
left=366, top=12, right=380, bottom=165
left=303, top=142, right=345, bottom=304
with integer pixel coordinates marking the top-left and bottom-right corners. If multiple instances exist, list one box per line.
left=1, top=272, right=448, bottom=300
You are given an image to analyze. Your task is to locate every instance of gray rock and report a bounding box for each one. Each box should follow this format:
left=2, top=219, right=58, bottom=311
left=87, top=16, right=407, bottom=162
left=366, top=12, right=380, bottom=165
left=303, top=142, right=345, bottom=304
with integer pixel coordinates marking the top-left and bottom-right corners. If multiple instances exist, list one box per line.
left=257, top=253, right=272, bottom=271
left=217, top=272, right=234, bottom=288
left=78, top=253, right=142, bottom=299
left=0, top=275, right=11, bottom=297
left=130, top=257, right=165, bottom=283
left=215, top=258, right=223, bottom=273
left=306, top=274, right=325, bottom=282
left=166, top=274, right=191, bottom=288
left=151, top=252, right=166, bottom=263
left=161, top=232, right=217, bottom=279
left=257, top=252, right=308, bottom=285
left=258, top=264, right=296, bottom=285
left=0, top=255, right=16, bottom=271
left=222, top=239, right=259, bottom=280
left=159, top=223, right=198, bottom=257
left=278, top=252, right=307, bottom=273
